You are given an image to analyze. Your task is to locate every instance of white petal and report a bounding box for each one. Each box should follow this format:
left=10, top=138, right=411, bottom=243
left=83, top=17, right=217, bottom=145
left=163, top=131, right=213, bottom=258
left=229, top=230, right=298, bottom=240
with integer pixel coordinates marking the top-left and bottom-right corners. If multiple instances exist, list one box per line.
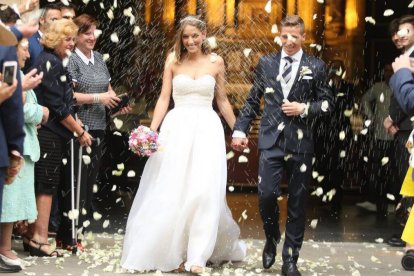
left=383, top=9, right=394, bottom=17
left=83, top=220, right=90, bottom=228
left=363, top=156, right=369, bottom=162
left=93, top=212, right=102, bottom=220
left=360, top=128, right=368, bottom=135
left=68, top=209, right=79, bottom=220
left=339, top=150, right=346, bottom=158
left=62, top=57, right=69, bottom=67
left=375, top=238, right=384, bottom=243
left=386, top=193, right=395, bottom=201
left=111, top=184, right=117, bottom=191
left=62, top=158, right=67, bottom=165
left=398, top=28, right=409, bottom=37
left=228, top=186, right=235, bottom=192
left=264, top=0, right=272, bottom=13
left=277, top=122, right=285, bottom=131
left=226, top=151, right=235, bottom=160
left=243, top=148, right=250, bottom=154
left=312, top=171, right=319, bottom=179
left=271, top=24, right=278, bottom=33
left=102, top=219, right=110, bottom=229
left=94, top=29, right=102, bottom=38
left=86, top=146, right=91, bottom=154
left=381, top=156, right=389, bottom=165
left=297, top=129, right=303, bottom=140
left=103, top=53, right=110, bottom=62
left=107, top=9, right=114, bottom=20
left=364, top=120, right=371, bottom=127
left=339, top=131, right=346, bottom=141
left=82, top=155, right=91, bottom=165
left=313, top=14, right=318, bottom=20
left=238, top=155, right=248, bottom=163
left=344, top=109, right=353, bottom=117
left=274, top=36, right=282, bottom=46
left=117, top=163, right=125, bottom=171
left=317, top=175, right=325, bottom=183
left=206, top=37, right=218, bottom=49
left=410, top=0, right=414, bottom=8
left=365, top=17, right=376, bottom=25
left=133, top=26, right=141, bottom=36
left=113, top=117, right=123, bottom=129
left=243, top=48, right=252, bottom=58
left=60, top=75, right=67, bottom=82
left=241, top=209, right=248, bottom=220
left=127, top=170, right=136, bottom=177
left=379, top=93, right=384, bottom=103
left=310, top=219, right=318, bottom=229
left=321, top=100, right=329, bottom=112
left=93, top=184, right=98, bottom=193
left=110, top=32, right=119, bottom=43
left=299, top=163, right=307, bottom=172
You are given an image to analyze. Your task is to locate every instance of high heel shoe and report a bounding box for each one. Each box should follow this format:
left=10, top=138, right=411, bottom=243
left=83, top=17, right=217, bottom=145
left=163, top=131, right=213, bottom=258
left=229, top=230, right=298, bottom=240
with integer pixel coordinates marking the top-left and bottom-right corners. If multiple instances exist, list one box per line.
left=28, top=240, right=62, bottom=257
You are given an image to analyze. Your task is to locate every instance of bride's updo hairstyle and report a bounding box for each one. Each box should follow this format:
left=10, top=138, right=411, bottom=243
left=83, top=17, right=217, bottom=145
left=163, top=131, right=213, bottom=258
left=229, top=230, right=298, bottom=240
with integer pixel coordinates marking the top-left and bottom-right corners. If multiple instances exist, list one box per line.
left=174, top=15, right=211, bottom=63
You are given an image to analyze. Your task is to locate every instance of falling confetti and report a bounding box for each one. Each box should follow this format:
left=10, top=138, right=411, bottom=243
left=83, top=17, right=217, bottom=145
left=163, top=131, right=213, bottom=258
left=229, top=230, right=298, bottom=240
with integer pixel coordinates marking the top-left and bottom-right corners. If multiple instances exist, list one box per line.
left=238, top=155, right=248, bottom=163
left=297, top=129, right=303, bottom=140
left=321, top=100, right=329, bottom=112
left=310, top=219, right=318, bottom=229
left=228, top=186, right=235, bottom=192
left=110, top=32, right=119, bottom=43
left=271, top=24, right=278, bottom=33
left=383, top=9, right=394, bottom=17
left=102, top=220, right=110, bottom=229
left=117, top=163, right=125, bottom=171
left=93, top=212, right=102, bottom=220
left=300, top=163, right=307, bottom=172
left=274, top=36, right=282, bottom=46
left=82, top=155, right=91, bottom=165
left=133, top=26, right=141, bottom=36
left=339, top=131, right=346, bottom=140
left=226, top=151, right=235, bottom=160
left=264, top=0, right=272, bottom=13
left=127, top=170, right=136, bottom=177
left=207, top=37, right=218, bottom=49
left=243, top=48, right=252, bottom=58
left=113, top=117, right=123, bottom=129
left=68, top=209, right=79, bottom=220
left=381, top=157, right=389, bottom=166
left=365, top=17, right=376, bottom=25
left=397, top=28, right=409, bottom=37
left=62, top=158, right=67, bottom=165
left=379, top=93, right=384, bottom=103
left=386, top=193, right=395, bottom=201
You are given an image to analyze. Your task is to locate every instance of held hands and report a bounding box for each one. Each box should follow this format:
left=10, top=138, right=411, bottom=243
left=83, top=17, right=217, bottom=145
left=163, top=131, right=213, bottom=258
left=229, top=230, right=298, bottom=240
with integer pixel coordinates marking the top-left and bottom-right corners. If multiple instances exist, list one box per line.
left=281, top=99, right=306, bottom=116
left=41, top=106, right=49, bottom=124
left=22, top=69, right=43, bottom=91
left=99, top=92, right=120, bottom=108
left=383, top=116, right=398, bottom=136
left=392, top=54, right=414, bottom=73
left=231, top=137, right=249, bottom=152
left=78, top=130, right=92, bottom=147
left=0, top=78, right=17, bottom=104
left=5, top=150, right=24, bottom=184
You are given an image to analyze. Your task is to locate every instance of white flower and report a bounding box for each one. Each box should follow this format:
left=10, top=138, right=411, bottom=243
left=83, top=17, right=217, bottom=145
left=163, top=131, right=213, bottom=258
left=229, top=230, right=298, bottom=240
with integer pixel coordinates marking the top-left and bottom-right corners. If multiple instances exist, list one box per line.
left=243, top=48, right=252, bottom=58
left=299, top=66, right=312, bottom=80
left=365, top=17, right=376, bottom=25
left=265, top=87, right=274, bottom=93
left=383, top=9, right=394, bottom=17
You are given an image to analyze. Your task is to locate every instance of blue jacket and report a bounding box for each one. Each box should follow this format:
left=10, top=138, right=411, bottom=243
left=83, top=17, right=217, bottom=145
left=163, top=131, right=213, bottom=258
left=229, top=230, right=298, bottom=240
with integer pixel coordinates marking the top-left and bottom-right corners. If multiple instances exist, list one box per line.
left=390, top=68, right=414, bottom=114
left=0, top=26, right=25, bottom=168
left=24, top=31, right=43, bottom=73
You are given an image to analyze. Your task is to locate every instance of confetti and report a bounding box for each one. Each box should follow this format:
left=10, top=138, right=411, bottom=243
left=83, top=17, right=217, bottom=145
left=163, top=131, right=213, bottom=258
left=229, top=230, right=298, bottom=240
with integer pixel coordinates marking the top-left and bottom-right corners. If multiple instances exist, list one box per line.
left=375, top=238, right=384, bottom=243
left=310, top=219, right=318, bottom=229
left=380, top=93, right=384, bottom=103
left=110, top=32, right=119, bottom=43
left=62, top=158, right=67, bottom=165
left=386, top=193, right=395, bottom=201
left=243, top=48, right=252, bottom=58
left=383, top=9, right=394, bottom=17
left=103, top=53, right=110, bottom=62
left=60, top=75, right=67, bottom=82
left=365, top=17, right=376, bottom=25
left=93, top=184, right=98, bottom=193
left=238, top=155, right=248, bottom=163
left=264, top=0, right=272, bottom=13
left=102, top=220, right=110, bottom=229
left=133, top=26, right=141, bottom=36
left=277, top=122, right=285, bottom=131
left=117, top=163, right=125, bottom=171
left=381, top=157, right=389, bottom=166
left=226, top=151, right=235, bottom=160
left=68, top=209, right=79, bottom=220
left=297, top=129, right=303, bottom=140
left=274, top=36, right=282, bottom=46
left=397, top=28, right=409, bottom=37
left=228, top=186, right=235, bottom=192
left=127, top=170, right=136, bottom=177
left=300, top=163, right=307, bottom=172
left=321, top=100, right=329, bottom=112
left=93, top=212, right=102, bottom=220
left=339, top=131, right=346, bottom=140
left=113, top=117, right=123, bottom=129
left=94, top=29, right=102, bottom=38
left=271, top=24, right=278, bottom=33
left=207, top=37, right=218, bottom=49
left=82, top=155, right=91, bottom=165
left=111, top=184, right=117, bottom=191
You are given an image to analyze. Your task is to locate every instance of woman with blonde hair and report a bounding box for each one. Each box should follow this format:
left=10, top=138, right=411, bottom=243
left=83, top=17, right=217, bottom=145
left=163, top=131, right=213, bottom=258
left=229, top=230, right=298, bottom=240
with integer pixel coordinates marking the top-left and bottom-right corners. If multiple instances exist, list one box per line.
left=121, top=16, right=246, bottom=273
left=25, top=19, right=92, bottom=257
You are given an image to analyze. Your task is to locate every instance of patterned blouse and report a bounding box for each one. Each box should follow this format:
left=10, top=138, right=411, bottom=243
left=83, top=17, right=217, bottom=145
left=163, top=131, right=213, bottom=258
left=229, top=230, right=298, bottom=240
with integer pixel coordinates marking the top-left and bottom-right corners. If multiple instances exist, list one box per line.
left=67, top=48, right=111, bottom=130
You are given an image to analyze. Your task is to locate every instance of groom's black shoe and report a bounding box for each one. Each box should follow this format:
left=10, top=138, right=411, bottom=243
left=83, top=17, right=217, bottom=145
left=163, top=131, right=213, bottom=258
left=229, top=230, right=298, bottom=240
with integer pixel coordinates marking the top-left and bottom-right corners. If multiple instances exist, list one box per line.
left=281, top=262, right=301, bottom=276
left=262, top=238, right=277, bottom=269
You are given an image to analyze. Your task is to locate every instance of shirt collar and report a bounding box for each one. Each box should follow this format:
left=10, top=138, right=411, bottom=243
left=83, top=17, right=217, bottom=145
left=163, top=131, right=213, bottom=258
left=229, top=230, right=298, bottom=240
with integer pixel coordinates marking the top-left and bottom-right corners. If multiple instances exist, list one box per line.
left=75, top=48, right=94, bottom=65
left=405, top=44, right=414, bottom=56
left=38, top=30, right=43, bottom=37
left=281, top=48, right=303, bottom=62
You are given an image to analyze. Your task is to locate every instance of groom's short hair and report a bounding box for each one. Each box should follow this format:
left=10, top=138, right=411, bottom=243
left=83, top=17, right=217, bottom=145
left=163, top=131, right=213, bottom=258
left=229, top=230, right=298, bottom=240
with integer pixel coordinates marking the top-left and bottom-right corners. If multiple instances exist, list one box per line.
left=280, top=15, right=305, bottom=34
left=399, top=14, right=414, bottom=27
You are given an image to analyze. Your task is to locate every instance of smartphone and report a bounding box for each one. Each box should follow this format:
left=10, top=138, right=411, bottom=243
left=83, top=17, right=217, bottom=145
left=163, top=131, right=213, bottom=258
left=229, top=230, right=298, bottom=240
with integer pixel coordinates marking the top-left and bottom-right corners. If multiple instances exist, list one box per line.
left=109, top=93, right=130, bottom=114
left=2, top=61, right=17, bottom=86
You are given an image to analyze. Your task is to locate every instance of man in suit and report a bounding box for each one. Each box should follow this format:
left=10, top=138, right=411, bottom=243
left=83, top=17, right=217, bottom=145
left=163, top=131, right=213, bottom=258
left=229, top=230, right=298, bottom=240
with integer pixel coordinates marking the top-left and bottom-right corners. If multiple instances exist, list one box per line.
left=232, top=15, right=333, bottom=276
left=383, top=14, right=414, bottom=248
left=24, top=3, right=61, bottom=72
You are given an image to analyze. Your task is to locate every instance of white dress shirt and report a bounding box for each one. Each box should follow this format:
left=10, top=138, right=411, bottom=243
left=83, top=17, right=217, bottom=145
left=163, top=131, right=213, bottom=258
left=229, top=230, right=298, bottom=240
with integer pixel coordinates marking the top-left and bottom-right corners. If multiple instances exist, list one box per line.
left=279, top=49, right=303, bottom=99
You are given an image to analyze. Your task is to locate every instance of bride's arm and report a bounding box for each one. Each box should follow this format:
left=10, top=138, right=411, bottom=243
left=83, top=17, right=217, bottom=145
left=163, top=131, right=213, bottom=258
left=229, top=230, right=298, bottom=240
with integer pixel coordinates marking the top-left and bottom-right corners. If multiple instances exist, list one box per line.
left=215, top=56, right=236, bottom=130
left=149, top=54, right=174, bottom=131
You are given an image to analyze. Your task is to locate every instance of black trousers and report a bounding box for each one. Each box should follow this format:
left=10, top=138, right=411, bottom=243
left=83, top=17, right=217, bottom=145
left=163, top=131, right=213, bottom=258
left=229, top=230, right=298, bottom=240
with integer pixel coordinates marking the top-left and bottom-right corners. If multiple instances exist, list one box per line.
left=258, top=143, right=312, bottom=264
left=57, top=130, right=105, bottom=244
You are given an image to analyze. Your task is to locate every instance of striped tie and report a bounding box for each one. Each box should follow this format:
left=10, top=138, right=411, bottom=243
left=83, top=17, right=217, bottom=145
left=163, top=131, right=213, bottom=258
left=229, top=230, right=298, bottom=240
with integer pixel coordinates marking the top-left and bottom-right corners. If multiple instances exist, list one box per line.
left=282, top=56, right=293, bottom=83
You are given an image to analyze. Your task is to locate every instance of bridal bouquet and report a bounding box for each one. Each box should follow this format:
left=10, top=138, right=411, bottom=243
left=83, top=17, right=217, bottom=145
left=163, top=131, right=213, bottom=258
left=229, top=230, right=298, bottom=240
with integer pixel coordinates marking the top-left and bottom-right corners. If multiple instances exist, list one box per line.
left=128, top=125, right=159, bottom=156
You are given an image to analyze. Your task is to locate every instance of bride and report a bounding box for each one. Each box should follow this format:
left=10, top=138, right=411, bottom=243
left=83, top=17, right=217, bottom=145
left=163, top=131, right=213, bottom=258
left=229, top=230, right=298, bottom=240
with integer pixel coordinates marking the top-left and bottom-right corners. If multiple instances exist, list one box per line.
left=121, top=16, right=246, bottom=273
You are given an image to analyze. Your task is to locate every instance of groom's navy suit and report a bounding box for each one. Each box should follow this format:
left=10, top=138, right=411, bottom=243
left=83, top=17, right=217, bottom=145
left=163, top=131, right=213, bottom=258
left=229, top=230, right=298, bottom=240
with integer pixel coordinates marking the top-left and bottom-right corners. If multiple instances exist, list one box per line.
left=234, top=50, right=333, bottom=264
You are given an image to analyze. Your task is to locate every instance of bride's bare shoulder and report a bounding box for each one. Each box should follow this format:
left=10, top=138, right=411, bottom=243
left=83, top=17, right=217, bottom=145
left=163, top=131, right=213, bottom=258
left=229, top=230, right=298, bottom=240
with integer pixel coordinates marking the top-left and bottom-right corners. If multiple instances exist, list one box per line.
left=209, top=53, right=224, bottom=65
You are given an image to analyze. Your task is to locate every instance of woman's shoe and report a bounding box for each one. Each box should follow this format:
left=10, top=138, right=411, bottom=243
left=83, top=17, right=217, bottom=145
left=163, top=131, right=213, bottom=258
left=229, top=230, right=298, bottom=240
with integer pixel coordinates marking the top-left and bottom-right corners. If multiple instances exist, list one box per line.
left=28, top=240, right=62, bottom=257
left=0, top=254, right=21, bottom=267
left=402, top=250, right=414, bottom=271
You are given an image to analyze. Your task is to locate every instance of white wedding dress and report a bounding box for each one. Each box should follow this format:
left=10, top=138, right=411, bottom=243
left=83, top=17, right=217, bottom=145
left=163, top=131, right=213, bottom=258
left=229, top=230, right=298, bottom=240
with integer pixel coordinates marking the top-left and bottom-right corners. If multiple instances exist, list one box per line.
left=121, top=74, right=246, bottom=272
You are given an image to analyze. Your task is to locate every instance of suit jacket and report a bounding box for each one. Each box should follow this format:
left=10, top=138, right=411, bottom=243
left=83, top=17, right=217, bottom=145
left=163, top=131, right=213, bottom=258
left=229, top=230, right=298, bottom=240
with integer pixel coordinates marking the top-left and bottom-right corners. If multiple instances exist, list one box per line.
left=390, top=68, right=414, bottom=114
left=24, top=31, right=43, bottom=73
left=32, top=47, right=75, bottom=141
left=234, top=51, right=334, bottom=154
left=0, top=27, right=25, bottom=168
left=388, top=51, right=414, bottom=131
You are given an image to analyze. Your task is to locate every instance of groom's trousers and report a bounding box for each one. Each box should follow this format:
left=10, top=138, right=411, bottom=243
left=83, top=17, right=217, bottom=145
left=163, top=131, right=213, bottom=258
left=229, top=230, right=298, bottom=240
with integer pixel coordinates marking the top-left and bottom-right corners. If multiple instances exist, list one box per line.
left=258, top=140, right=312, bottom=264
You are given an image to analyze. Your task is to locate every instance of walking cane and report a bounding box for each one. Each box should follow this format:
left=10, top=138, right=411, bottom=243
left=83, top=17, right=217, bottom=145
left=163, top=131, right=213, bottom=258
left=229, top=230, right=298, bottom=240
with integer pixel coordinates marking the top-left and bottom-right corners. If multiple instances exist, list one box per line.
left=69, top=138, right=77, bottom=254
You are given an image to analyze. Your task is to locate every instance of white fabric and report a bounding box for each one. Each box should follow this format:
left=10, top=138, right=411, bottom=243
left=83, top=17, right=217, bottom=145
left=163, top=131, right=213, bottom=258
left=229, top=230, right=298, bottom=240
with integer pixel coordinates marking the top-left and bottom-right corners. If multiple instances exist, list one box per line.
left=279, top=49, right=303, bottom=98
left=121, top=74, right=246, bottom=272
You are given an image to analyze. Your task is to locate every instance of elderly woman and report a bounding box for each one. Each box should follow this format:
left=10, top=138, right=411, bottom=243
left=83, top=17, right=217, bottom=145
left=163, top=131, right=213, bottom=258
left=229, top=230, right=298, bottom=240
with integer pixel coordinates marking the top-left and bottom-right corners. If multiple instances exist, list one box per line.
left=0, top=38, right=47, bottom=272
left=56, top=14, right=129, bottom=251
left=26, top=19, right=92, bottom=257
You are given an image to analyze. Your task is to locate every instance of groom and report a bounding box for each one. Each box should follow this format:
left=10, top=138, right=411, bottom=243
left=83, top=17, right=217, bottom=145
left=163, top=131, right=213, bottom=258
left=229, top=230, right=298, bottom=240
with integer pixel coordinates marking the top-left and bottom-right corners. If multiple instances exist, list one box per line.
left=232, top=15, right=333, bottom=276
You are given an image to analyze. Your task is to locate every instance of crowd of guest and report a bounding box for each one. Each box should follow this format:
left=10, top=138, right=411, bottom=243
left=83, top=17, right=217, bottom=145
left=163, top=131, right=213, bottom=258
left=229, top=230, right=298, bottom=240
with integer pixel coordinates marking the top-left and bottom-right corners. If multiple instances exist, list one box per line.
left=0, top=2, right=130, bottom=273
left=0, top=0, right=413, bottom=274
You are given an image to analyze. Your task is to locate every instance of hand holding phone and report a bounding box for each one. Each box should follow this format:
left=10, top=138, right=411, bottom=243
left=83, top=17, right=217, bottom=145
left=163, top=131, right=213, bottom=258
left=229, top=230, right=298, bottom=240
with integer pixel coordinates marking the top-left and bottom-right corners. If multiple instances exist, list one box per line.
left=2, top=61, right=17, bottom=86
left=109, top=93, right=130, bottom=114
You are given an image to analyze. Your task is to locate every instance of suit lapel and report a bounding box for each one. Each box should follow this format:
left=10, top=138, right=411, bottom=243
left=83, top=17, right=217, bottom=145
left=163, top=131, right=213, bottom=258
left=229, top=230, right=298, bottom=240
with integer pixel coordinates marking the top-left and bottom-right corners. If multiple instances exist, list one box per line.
left=272, top=52, right=283, bottom=95
left=288, top=52, right=308, bottom=97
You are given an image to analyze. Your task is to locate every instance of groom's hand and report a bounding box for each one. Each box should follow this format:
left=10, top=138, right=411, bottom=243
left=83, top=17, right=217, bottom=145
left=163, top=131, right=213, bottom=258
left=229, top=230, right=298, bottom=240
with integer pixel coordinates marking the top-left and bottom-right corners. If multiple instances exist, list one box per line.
left=282, top=100, right=306, bottom=116
left=231, top=137, right=248, bottom=152
left=392, top=54, right=414, bottom=73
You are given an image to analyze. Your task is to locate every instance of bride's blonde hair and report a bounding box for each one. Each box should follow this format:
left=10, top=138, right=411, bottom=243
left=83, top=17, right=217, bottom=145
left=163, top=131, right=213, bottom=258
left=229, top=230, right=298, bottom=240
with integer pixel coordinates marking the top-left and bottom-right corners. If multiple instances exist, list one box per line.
left=173, top=16, right=211, bottom=63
